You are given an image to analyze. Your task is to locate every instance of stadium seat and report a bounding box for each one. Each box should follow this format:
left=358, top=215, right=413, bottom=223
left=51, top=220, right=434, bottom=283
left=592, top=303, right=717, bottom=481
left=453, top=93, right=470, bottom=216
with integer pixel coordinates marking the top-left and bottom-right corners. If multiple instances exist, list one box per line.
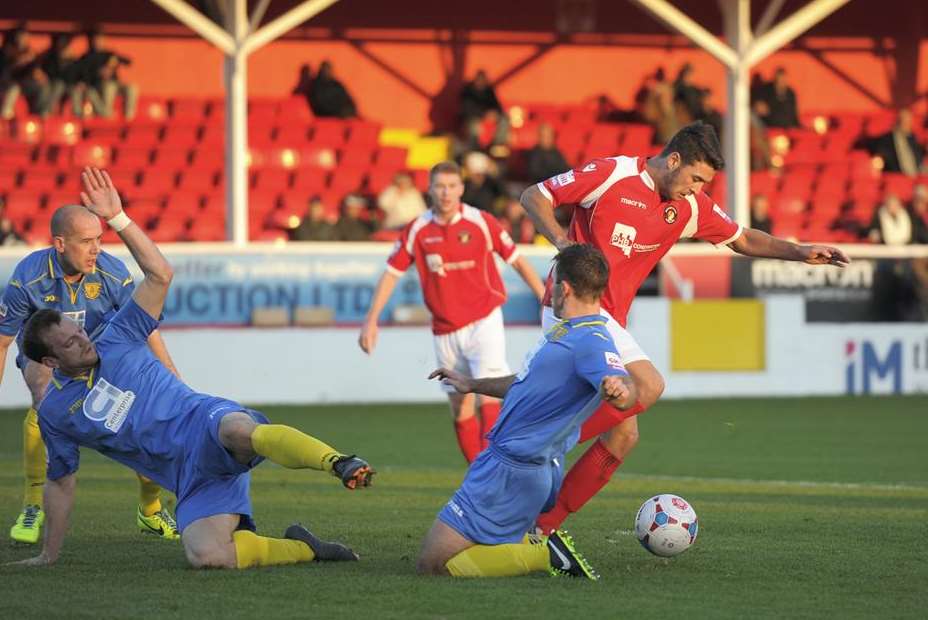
left=177, top=169, right=219, bottom=193
left=620, top=124, right=655, bottom=153
left=374, top=146, right=408, bottom=170
left=328, top=166, right=367, bottom=195
left=345, top=120, right=382, bottom=148
left=339, top=147, right=375, bottom=167
left=115, top=147, right=153, bottom=168
left=0, top=143, right=35, bottom=167
left=0, top=167, right=18, bottom=189
left=310, top=120, right=347, bottom=148
left=297, top=146, right=337, bottom=169
left=411, top=169, right=430, bottom=192
left=170, top=99, right=209, bottom=122
left=152, top=147, right=191, bottom=168
left=148, top=216, right=189, bottom=242
left=167, top=191, right=203, bottom=215
left=82, top=124, right=124, bottom=145
left=138, top=169, right=179, bottom=194
left=2, top=191, right=42, bottom=221
left=253, top=168, right=292, bottom=191
left=72, top=143, right=112, bottom=168
left=124, top=125, right=163, bottom=147
left=367, top=169, right=400, bottom=194
left=161, top=125, right=201, bottom=148
left=43, top=118, right=81, bottom=145
left=20, top=169, right=61, bottom=192
left=277, top=97, right=314, bottom=123
left=124, top=197, right=164, bottom=226
left=190, top=148, right=224, bottom=169
left=882, top=174, right=915, bottom=201
left=12, top=117, right=44, bottom=143
left=187, top=218, right=227, bottom=241
left=135, top=97, right=169, bottom=123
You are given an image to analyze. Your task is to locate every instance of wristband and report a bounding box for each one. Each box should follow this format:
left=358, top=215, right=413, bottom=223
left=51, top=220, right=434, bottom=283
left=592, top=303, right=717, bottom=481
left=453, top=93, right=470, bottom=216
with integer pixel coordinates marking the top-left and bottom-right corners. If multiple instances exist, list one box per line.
left=107, top=211, right=132, bottom=232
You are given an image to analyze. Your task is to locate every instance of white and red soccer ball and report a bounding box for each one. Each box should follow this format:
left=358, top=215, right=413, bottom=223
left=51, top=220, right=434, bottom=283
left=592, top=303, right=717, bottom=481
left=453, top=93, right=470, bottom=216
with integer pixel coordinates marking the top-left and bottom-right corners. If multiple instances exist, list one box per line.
left=635, top=494, right=698, bottom=557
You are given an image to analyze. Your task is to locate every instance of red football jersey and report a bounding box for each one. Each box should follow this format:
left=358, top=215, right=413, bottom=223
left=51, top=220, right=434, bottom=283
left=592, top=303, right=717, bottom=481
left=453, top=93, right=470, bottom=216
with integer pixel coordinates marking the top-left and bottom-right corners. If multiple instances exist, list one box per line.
left=538, top=156, right=741, bottom=326
left=387, top=204, right=519, bottom=335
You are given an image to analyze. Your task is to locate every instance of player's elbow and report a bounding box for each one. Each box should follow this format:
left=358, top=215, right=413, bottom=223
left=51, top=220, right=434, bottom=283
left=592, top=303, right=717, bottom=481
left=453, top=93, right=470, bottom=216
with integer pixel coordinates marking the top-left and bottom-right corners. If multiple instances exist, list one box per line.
left=148, top=263, right=174, bottom=287
left=519, top=185, right=543, bottom=214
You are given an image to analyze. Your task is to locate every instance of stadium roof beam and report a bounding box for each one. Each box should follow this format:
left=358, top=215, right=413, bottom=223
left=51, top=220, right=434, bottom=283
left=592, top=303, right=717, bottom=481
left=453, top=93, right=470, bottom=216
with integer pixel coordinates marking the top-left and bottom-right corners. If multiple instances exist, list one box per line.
left=151, top=0, right=341, bottom=245
left=630, top=0, right=851, bottom=227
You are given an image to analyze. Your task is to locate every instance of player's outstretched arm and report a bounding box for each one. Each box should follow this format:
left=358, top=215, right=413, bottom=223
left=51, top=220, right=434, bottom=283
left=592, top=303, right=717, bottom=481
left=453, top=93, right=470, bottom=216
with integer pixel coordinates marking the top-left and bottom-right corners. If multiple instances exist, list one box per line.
left=520, top=184, right=573, bottom=251
left=80, top=167, right=173, bottom=320
left=429, top=368, right=516, bottom=398
left=7, top=474, right=76, bottom=567
left=728, top=227, right=850, bottom=267
left=602, top=375, right=637, bottom=411
left=359, top=270, right=399, bottom=354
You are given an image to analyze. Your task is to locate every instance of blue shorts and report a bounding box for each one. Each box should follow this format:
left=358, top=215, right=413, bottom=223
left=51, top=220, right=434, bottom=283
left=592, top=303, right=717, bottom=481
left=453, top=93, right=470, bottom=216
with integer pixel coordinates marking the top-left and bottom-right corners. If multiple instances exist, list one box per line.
left=438, top=445, right=563, bottom=545
left=175, top=398, right=269, bottom=533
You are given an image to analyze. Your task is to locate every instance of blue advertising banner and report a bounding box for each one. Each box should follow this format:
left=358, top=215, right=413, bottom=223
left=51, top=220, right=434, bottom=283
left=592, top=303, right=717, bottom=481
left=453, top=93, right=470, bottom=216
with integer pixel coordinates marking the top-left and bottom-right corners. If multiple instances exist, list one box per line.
left=0, top=244, right=556, bottom=326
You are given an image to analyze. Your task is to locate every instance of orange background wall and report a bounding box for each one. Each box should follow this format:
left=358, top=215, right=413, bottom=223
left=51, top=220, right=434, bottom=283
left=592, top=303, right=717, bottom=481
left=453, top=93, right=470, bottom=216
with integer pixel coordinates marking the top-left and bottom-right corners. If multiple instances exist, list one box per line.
left=26, top=31, right=928, bottom=130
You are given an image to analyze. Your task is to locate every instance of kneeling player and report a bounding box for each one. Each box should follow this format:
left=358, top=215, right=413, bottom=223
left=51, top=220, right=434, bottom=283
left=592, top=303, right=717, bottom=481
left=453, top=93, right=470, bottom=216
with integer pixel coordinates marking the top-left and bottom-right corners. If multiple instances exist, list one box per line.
left=417, top=244, right=636, bottom=579
left=9, top=168, right=374, bottom=570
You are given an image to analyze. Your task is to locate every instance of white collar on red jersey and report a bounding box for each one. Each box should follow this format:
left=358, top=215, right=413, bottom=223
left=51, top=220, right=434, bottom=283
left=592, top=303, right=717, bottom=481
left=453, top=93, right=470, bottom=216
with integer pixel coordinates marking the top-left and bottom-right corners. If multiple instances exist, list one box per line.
left=637, top=157, right=656, bottom=192
left=431, top=206, right=463, bottom=226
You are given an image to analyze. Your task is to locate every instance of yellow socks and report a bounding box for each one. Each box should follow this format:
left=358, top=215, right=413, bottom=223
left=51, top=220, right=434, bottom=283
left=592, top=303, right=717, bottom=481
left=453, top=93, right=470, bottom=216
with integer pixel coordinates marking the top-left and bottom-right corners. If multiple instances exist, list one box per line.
left=137, top=474, right=163, bottom=517
left=233, top=530, right=314, bottom=569
left=251, top=424, right=341, bottom=472
left=445, top=542, right=549, bottom=577
left=22, top=408, right=45, bottom=508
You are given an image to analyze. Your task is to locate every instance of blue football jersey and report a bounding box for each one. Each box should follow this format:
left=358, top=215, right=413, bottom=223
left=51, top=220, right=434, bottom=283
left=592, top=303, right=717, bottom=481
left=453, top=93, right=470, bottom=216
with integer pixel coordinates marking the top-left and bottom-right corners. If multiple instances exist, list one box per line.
left=38, top=299, right=214, bottom=492
left=0, top=248, right=135, bottom=365
left=487, top=314, right=628, bottom=464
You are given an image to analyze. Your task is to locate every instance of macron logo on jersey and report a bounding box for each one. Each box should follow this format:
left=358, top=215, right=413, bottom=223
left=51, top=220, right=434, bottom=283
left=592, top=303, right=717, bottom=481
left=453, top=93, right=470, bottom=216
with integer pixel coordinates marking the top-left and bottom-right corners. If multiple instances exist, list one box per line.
left=582, top=163, right=597, bottom=172
left=552, top=171, right=575, bottom=187
left=609, top=223, right=637, bottom=257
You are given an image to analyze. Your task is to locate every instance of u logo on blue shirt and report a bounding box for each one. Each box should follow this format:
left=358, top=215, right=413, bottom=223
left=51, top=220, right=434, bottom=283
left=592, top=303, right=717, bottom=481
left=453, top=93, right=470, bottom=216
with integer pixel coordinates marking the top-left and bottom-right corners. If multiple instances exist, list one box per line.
left=84, top=378, right=136, bottom=433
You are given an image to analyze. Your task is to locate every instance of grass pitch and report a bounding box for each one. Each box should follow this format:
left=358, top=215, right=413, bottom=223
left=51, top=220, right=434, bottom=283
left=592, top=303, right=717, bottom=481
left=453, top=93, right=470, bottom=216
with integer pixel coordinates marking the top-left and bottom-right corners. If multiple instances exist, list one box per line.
left=1, top=396, right=926, bottom=619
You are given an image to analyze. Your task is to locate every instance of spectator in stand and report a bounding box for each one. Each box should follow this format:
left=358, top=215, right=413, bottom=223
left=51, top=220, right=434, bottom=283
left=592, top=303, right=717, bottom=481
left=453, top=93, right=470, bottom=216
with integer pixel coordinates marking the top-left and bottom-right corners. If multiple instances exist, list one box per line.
left=458, top=69, right=508, bottom=149
left=868, top=194, right=912, bottom=245
left=461, top=151, right=506, bottom=214
left=750, top=194, right=773, bottom=235
left=673, top=63, right=722, bottom=134
left=291, top=63, right=314, bottom=103
left=335, top=194, right=374, bottom=241
left=0, top=200, right=25, bottom=246
left=499, top=196, right=535, bottom=244
left=873, top=109, right=926, bottom=177
left=309, top=60, right=357, bottom=119
left=0, top=26, right=48, bottom=119
left=38, top=33, right=84, bottom=117
left=635, top=67, right=678, bottom=144
left=526, top=123, right=569, bottom=184
left=756, top=68, right=800, bottom=129
left=908, top=184, right=928, bottom=243
left=290, top=196, right=338, bottom=242
left=377, top=172, right=427, bottom=230
left=77, top=28, right=137, bottom=119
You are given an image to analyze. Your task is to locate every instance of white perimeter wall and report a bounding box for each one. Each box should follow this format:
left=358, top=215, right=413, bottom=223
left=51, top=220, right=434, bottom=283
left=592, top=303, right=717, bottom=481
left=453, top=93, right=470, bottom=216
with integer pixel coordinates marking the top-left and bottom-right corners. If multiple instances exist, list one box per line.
left=2, top=296, right=926, bottom=408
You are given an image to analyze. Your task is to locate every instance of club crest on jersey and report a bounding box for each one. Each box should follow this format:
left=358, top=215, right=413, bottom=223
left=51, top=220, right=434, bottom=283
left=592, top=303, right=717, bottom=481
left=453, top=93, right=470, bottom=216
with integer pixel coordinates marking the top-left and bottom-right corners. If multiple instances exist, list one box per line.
left=609, top=223, right=637, bottom=257
left=458, top=231, right=471, bottom=244
left=664, top=205, right=678, bottom=224
left=84, top=282, right=102, bottom=300
left=83, top=378, right=135, bottom=433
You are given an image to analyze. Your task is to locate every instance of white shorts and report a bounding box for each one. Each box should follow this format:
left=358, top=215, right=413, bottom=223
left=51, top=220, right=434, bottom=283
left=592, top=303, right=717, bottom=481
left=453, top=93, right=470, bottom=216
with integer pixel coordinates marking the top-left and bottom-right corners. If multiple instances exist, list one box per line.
left=541, top=306, right=650, bottom=365
left=433, top=307, right=511, bottom=394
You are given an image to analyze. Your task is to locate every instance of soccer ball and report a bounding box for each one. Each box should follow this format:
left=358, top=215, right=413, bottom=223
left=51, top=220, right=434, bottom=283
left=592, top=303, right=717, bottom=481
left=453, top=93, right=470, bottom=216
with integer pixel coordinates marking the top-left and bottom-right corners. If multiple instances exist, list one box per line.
left=634, top=494, right=698, bottom=557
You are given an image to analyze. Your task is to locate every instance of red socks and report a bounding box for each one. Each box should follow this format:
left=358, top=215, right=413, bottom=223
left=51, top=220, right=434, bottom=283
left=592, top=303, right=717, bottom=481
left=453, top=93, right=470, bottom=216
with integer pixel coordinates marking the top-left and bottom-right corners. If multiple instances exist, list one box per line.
left=479, top=401, right=501, bottom=449
left=579, top=401, right=644, bottom=443
left=454, top=415, right=482, bottom=463
left=536, top=439, right=622, bottom=534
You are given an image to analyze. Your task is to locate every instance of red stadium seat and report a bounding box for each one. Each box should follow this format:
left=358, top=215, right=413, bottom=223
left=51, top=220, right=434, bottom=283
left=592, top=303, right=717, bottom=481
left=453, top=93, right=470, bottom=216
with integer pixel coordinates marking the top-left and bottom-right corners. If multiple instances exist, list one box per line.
left=253, top=168, right=291, bottom=191
left=138, top=169, right=179, bottom=194
left=166, top=191, right=203, bottom=215
left=200, top=125, right=224, bottom=147
left=135, top=97, right=169, bottom=123
left=297, top=146, right=337, bottom=169
left=82, top=124, right=124, bottom=145
left=43, top=118, right=82, bottom=145
left=2, top=191, right=43, bottom=221
left=19, top=169, right=61, bottom=192
left=0, top=167, right=18, bottom=189
left=115, top=147, right=152, bottom=168
left=367, top=168, right=400, bottom=194
left=124, top=197, right=164, bottom=225
left=882, top=173, right=915, bottom=201
left=148, top=216, right=189, bottom=242
left=0, top=143, right=35, bottom=167
left=411, top=169, right=430, bottom=192
left=187, top=218, right=226, bottom=241
left=328, top=165, right=367, bottom=195
left=170, top=99, right=209, bottom=122
left=277, top=97, right=314, bottom=123
left=310, top=120, right=347, bottom=148
left=124, top=125, right=163, bottom=147
left=345, top=120, right=382, bottom=148
left=339, top=147, right=374, bottom=167
left=190, top=148, right=224, bottom=169
left=152, top=147, right=191, bottom=168
left=619, top=124, right=655, bottom=154
left=177, top=169, right=219, bottom=193
left=161, top=125, right=201, bottom=148
left=374, top=146, right=407, bottom=170
left=72, top=143, right=112, bottom=168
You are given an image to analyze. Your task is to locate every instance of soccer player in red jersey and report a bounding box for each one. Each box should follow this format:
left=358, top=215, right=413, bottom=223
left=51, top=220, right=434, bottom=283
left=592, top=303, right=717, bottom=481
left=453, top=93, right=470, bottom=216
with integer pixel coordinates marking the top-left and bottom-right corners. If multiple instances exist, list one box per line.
left=360, top=161, right=546, bottom=462
left=520, top=121, right=850, bottom=532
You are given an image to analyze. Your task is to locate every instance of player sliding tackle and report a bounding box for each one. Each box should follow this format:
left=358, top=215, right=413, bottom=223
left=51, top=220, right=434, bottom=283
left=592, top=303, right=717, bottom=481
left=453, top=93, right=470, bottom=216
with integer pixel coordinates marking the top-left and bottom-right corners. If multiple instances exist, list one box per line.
left=418, top=244, right=635, bottom=579
left=9, top=168, right=374, bottom=570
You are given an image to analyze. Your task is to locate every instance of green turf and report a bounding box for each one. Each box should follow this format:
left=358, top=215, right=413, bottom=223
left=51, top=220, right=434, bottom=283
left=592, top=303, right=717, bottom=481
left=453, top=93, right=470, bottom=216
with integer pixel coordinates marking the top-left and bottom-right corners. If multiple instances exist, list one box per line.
left=1, top=396, right=926, bottom=619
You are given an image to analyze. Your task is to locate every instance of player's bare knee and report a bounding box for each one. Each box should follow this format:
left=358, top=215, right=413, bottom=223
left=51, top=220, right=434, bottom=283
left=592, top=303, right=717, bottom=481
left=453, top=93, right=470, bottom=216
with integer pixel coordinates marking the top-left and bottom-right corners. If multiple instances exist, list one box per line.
left=217, top=412, right=257, bottom=455
left=416, top=553, right=450, bottom=576
left=184, top=540, right=235, bottom=569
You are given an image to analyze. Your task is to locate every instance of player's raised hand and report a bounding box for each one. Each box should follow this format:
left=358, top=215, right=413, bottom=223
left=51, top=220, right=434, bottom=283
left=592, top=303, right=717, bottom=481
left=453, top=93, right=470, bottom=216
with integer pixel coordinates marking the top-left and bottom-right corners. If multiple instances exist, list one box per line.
left=799, top=244, right=850, bottom=268
left=80, top=166, right=123, bottom=220
left=428, top=367, right=474, bottom=394
left=601, top=375, right=636, bottom=410
left=358, top=322, right=379, bottom=354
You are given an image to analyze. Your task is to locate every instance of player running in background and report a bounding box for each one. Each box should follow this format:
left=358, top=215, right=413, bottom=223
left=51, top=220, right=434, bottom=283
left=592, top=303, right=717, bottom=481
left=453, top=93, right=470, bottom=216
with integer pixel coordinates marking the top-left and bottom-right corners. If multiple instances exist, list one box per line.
left=1, top=202, right=180, bottom=544
left=417, top=244, right=636, bottom=579
left=359, top=161, right=545, bottom=463
left=8, top=168, right=373, bottom=569
left=521, top=121, right=851, bottom=533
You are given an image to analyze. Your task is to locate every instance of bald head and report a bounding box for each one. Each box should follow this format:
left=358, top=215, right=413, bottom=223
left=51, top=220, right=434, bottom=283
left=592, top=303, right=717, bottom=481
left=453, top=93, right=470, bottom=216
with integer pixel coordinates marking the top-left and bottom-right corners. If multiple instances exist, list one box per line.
left=51, top=205, right=98, bottom=237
